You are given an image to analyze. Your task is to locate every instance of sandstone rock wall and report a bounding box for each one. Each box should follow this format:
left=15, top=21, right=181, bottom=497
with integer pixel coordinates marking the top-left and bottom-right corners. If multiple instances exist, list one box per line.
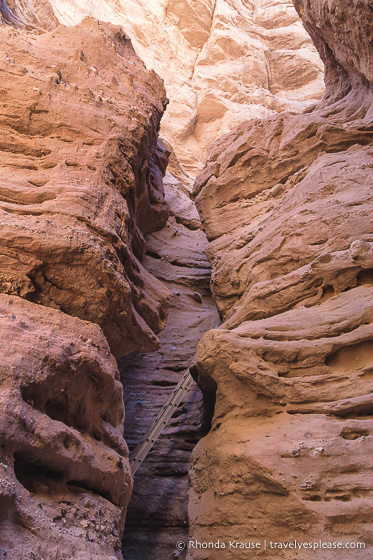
left=189, top=0, right=373, bottom=557
left=0, top=16, right=172, bottom=559
left=0, top=17, right=170, bottom=358
left=0, top=0, right=58, bottom=30
left=2, top=1, right=370, bottom=559
left=0, top=295, right=131, bottom=559
left=13, top=0, right=324, bottom=173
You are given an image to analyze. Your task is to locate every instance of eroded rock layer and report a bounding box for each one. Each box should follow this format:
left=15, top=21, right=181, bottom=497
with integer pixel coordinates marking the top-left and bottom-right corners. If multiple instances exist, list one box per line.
left=189, top=0, right=373, bottom=557
left=0, top=16, right=172, bottom=559
left=0, top=18, right=170, bottom=358
left=10, top=0, right=324, bottom=173
left=0, top=295, right=131, bottom=559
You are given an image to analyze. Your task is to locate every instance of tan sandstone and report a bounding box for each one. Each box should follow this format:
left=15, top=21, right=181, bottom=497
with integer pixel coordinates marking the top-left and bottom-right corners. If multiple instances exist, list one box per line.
left=189, top=0, right=373, bottom=557
left=0, top=13, right=173, bottom=559
left=0, top=17, right=170, bottom=358
left=1, top=0, right=371, bottom=559
left=10, top=0, right=325, bottom=173
left=0, top=294, right=131, bottom=559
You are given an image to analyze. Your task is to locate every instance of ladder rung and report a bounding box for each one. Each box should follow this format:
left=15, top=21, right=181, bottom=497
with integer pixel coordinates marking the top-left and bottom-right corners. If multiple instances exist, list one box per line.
left=129, top=370, right=194, bottom=475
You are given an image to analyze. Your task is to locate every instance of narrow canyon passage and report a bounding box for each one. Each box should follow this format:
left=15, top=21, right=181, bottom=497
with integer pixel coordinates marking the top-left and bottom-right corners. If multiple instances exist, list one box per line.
left=1, top=2, right=372, bottom=559
left=119, top=163, right=219, bottom=559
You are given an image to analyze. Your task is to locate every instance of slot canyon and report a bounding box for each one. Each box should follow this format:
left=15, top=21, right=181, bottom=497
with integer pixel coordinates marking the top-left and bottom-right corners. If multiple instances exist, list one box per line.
left=0, top=0, right=372, bottom=559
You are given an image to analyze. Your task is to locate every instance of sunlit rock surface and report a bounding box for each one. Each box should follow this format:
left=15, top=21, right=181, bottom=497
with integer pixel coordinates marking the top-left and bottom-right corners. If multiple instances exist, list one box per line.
left=0, top=17, right=170, bottom=358
left=189, top=0, right=373, bottom=556
left=9, top=0, right=324, bottom=173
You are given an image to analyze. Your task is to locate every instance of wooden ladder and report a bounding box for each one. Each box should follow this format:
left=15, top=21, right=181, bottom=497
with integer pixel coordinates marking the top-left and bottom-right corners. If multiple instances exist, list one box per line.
left=129, top=370, right=194, bottom=475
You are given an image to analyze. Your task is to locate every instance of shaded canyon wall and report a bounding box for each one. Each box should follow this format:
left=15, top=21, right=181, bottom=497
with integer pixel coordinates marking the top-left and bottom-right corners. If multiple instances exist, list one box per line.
left=120, top=155, right=219, bottom=559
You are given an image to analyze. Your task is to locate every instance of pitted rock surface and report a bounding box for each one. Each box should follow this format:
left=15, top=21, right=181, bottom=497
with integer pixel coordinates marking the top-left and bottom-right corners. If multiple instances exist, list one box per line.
left=0, top=15, right=172, bottom=560
left=189, top=0, right=373, bottom=557
left=5, top=0, right=324, bottom=173
left=0, top=18, right=170, bottom=358
left=0, top=295, right=131, bottom=559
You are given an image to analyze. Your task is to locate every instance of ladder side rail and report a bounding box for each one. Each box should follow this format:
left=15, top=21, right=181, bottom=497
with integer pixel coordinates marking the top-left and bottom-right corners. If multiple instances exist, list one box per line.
left=131, top=379, right=192, bottom=463
left=130, top=379, right=193, bottom=474
left=130, top=372, right=194, bottom=475
left=131, top=371, right=192, bottom=453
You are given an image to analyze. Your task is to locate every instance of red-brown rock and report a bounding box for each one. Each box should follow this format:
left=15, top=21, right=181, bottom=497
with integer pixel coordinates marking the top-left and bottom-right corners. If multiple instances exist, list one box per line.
left=189, top=0, right=373, bottom=557
left=0, top=18, right=170, bottom=358
left=0, top=294, right=131, bottom=559
left=0, top=14, right=172, bottom=560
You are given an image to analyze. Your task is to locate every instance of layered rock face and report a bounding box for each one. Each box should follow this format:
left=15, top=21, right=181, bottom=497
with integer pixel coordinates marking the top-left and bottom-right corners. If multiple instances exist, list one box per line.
left=21, top=0, right=324, bottom=173
left=3, top=1, right=371, bottom=559
left=189, top=0, right=373, bottom=557
left=0, top=17, right=169, bottom=357
left=0, top=16, right=171, bottom=559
